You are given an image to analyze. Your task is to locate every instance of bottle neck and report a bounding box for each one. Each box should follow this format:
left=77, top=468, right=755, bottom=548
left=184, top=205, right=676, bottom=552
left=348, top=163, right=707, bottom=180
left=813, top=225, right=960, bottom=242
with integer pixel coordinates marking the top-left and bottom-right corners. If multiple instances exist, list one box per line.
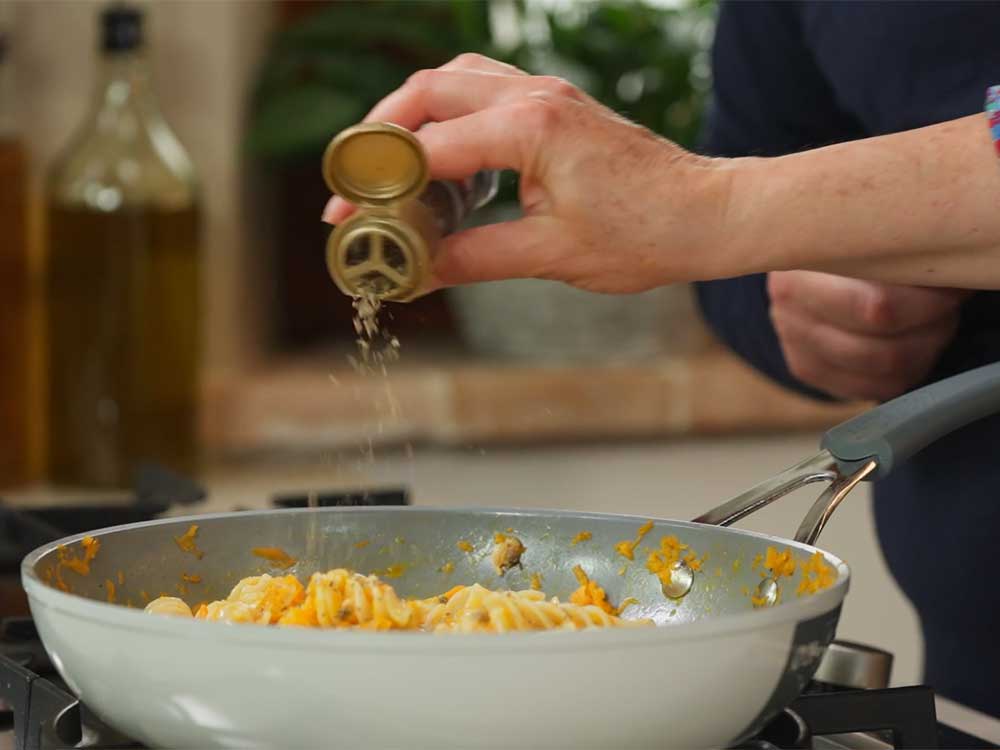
left=90, top=47, right=160, bottom=130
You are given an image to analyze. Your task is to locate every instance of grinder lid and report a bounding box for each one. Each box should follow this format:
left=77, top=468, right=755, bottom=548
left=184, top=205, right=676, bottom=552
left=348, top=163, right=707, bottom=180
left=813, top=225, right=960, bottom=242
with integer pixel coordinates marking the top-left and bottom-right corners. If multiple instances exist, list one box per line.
left=322, top=123, right=428, bottom=206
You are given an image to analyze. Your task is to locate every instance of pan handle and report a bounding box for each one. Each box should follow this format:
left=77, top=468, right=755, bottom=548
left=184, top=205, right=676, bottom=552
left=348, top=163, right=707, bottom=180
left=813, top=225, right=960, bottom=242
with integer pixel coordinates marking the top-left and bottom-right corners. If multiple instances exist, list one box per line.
left=821, top=360, right=1000, bottom=479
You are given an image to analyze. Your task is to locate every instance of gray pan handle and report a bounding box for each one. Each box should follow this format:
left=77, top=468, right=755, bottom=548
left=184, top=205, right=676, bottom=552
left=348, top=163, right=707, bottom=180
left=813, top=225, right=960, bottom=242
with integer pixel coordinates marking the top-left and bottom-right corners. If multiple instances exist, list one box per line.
left=821, top=360, right=1000, bottom=479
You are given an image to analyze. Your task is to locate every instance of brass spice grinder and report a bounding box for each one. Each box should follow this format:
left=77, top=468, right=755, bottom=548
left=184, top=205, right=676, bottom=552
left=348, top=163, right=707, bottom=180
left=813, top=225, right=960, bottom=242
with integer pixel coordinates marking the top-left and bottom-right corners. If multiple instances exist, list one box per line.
left=323, top=122, right=498, bottom=302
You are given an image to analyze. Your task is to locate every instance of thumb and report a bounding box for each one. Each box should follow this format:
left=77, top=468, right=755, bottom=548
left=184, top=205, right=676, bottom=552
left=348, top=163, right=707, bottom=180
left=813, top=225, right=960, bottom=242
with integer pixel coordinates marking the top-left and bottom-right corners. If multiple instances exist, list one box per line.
left=430, top=215, right=560, bottom=288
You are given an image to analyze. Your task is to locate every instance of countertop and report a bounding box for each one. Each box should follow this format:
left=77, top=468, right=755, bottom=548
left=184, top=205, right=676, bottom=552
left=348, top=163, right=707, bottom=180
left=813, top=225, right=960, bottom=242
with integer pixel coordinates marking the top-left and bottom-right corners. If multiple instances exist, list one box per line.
left=202, top=343, right=866, bottom=458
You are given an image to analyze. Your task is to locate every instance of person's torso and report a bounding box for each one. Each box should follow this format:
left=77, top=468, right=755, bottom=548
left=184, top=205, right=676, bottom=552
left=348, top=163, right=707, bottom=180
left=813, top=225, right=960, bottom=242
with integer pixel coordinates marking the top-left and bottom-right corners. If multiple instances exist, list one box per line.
left=703, top=2, right=1000, bottom=717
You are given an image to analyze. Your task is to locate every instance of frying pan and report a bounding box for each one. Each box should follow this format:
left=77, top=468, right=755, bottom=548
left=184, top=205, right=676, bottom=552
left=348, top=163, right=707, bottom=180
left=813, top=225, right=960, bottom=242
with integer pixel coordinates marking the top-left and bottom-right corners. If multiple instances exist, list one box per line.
left=22, top=362, right=1000, bottom=749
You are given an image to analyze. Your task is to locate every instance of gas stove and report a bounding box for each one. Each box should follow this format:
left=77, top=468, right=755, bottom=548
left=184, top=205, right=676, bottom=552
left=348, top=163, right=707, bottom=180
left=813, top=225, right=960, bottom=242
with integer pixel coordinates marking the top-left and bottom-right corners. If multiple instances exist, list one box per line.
left=0, top=478, right=997, bottom=749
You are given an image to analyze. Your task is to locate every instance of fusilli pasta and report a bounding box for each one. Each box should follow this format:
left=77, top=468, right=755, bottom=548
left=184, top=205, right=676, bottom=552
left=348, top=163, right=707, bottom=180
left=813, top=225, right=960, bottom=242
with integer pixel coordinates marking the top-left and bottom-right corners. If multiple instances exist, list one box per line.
left=145, top=568, right=648, bottom=633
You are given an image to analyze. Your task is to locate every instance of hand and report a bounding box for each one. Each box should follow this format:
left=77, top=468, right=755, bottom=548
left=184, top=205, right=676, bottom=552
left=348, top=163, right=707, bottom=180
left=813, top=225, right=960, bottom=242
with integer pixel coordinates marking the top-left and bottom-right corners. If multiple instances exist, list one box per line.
left=767, top=271, right=967, bottom=401
left=322, top=54, right=733, bottom=295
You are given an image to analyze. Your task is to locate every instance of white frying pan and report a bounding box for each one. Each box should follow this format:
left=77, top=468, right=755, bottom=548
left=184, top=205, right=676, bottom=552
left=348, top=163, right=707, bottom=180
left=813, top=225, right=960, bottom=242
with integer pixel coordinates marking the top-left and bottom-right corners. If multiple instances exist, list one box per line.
left=22, top=362, right=1000, bottom=749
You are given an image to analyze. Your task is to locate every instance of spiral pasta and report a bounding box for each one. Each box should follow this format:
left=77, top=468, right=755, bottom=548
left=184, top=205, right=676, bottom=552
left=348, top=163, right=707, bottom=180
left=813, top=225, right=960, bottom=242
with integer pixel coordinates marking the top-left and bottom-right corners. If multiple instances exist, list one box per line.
left=419, top=584, right=641, bottom=633
left=145, top=568, right=648, bottom=633
left=192, top=574, right=305, bottom=624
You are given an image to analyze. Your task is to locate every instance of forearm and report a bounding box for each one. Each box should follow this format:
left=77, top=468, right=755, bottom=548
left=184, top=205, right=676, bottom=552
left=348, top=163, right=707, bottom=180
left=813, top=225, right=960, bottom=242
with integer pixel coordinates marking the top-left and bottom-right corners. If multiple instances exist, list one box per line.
left=719, top=114, right=1000, bottom=288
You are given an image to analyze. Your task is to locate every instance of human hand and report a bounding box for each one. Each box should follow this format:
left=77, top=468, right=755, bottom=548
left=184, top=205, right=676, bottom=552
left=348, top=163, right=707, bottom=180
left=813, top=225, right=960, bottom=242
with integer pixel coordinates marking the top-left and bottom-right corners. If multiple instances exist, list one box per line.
left=767, top=271, right=967, bottom=401
left=322, top=54, right=733, bottom=295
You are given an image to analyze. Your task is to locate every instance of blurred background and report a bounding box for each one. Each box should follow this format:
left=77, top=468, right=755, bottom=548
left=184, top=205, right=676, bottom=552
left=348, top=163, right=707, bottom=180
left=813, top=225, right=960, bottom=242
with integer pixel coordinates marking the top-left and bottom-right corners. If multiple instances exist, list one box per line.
left=0, top=0, right=920, bottom=683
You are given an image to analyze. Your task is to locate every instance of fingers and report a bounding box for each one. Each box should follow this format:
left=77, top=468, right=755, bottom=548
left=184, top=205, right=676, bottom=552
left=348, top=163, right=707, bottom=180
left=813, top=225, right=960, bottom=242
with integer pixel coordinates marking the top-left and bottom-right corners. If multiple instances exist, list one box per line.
left=364, top=54, right=528, bottom=130
left=322, top=198, right=355, bottom=225
left=440, top=52, right=528, bottom=76
left=768, top=271, right=967, bottom=335
left=771, top=302, right=959, bottom=401
left=430, top=215, right=560, bottom=287
left=364, top=68, right=581, bottom=134
left=323, top=100, right=554, bottom=224
left=324, top=54, right=571, bottom=223
left=414, top=103, right=556, bottom=179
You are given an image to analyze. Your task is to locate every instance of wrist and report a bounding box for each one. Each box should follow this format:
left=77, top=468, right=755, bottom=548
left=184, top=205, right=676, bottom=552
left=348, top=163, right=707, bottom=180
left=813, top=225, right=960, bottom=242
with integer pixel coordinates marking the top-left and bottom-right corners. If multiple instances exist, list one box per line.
left=693, top=155, right=783, bottom=280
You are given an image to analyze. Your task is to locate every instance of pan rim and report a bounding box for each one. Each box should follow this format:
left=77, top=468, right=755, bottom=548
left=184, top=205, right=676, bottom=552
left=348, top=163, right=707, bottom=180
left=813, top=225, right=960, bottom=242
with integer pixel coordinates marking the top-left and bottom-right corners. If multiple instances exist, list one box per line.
left=22, top=506, right=849, bottom=652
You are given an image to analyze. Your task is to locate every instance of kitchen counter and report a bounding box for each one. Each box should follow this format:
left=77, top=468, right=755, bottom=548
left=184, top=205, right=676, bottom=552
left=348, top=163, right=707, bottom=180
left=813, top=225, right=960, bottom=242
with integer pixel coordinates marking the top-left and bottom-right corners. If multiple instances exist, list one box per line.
left=203, top=343, right=866, bottom=458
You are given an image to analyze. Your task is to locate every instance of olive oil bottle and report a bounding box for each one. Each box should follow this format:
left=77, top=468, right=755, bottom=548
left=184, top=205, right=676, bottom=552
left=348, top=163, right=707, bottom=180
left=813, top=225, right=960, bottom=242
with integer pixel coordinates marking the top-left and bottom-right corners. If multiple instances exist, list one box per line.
left=45, top=4, right=201, bottom=487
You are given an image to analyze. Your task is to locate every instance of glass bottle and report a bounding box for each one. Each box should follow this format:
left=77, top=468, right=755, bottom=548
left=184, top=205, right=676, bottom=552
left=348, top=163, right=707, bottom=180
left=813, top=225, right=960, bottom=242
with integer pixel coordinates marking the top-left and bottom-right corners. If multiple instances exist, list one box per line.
left=45, top=3, right=201, bottom=488
left=0, top=4, right=30, bottom=487
left=323, top=123, right=498, bottom=302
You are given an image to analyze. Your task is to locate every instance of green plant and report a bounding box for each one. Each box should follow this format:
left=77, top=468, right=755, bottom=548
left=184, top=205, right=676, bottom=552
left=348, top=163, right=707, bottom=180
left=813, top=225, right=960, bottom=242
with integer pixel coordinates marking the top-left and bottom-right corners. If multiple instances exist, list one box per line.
left=527, top=0, right=714, bottom=147
left=245, top=1, right=501, bottom=164
left=245, top=0, right=715, bottom=182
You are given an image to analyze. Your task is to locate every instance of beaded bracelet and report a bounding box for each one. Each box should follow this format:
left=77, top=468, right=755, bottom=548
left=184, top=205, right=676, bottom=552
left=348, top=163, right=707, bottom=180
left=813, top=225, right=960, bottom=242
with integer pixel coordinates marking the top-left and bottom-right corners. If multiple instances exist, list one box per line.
left=988, top=85, right=1000, bottom=157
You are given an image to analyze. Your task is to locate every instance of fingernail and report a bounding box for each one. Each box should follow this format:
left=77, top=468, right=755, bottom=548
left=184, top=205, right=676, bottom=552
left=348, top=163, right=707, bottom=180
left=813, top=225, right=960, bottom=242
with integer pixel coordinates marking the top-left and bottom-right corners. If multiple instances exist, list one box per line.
left=321, top=197, right=341, bottom=224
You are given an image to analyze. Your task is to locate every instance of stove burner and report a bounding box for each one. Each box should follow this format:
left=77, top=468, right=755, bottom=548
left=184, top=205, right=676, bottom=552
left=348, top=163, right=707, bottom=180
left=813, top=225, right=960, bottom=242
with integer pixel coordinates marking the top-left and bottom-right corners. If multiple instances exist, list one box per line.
left=271, top=487, right=409, bottom=508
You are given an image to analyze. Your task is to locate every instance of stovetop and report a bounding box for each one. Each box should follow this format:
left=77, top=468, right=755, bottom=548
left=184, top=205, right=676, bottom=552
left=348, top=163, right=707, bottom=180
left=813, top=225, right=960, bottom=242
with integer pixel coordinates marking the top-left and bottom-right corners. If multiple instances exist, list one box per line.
left=0, top=474, right=996, bottom=749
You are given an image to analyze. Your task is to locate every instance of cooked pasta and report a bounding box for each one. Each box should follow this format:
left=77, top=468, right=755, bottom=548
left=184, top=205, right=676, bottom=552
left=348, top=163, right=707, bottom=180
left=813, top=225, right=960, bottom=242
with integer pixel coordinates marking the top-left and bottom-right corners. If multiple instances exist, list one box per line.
left=195, top=574, right=304, bottom=624
left=144, top=596, right=192, bottom=618
left=419, top=584, right=641, bottom=633
left=145, top=567, right=649, bottom=634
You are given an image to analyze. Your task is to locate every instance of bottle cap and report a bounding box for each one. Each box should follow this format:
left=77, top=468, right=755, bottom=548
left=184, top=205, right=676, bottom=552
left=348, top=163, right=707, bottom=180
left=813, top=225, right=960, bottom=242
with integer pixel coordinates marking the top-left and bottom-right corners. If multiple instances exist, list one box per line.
left=322, top=123, right=428, bottom=206
left=102, top=3, right=143, bottom=53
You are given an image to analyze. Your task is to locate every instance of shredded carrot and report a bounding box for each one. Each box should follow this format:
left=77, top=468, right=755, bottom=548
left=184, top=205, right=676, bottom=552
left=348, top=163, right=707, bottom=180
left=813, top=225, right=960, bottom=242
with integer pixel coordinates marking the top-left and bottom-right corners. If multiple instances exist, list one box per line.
left=569, top=565, right=635, bottom=616
left=181, top=573, right=202, bottom=584
left=252, top=547, right=297, bottom=569
left=493, top=532, right=506, bottom=543
left=645, top=535, right=689, bottom=587
left=763, top=547, right=796, bottom=578
left=615, top=520, right=653, bottom=561
left=571, top=531, right=592, bottom=546
left=57, top=536, right=101, bottom=576
left=456, top=540, right=473, bottom=553
left=440, top=561, right=454, bottom=574
left=174, top=525, right=204, bottom=559
left=354, top=540, right=370, bottom=550
left=441, top=585, right=465, bottom=600
left=105, top=579, right=116, bottom=603
left=797, top=551, right=836, bottom=595
left=682, top=550, right=708, bottom=572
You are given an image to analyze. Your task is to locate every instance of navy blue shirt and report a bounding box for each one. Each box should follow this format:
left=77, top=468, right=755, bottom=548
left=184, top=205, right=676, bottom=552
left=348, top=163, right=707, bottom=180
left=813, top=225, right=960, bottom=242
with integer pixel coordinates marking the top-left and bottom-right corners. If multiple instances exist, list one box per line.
left=696, top=0, right=1000, bottom=717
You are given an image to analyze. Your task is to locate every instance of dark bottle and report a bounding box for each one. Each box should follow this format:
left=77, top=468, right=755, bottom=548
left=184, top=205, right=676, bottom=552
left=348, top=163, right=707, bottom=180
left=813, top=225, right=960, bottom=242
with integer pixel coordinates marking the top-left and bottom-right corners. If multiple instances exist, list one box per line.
left=45, top=4, right=201, bottom=487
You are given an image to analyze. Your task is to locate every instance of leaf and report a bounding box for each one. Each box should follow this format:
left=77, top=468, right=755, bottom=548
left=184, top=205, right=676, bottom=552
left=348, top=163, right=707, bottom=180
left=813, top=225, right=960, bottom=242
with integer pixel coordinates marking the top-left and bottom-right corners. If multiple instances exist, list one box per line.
left=245, top=84, right=366, bottom=163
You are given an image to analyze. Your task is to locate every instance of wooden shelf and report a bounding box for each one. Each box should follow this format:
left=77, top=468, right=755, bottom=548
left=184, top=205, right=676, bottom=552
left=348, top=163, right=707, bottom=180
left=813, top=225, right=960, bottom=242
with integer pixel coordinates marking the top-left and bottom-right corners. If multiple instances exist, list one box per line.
left=202, top=344, right=866, bottom=457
